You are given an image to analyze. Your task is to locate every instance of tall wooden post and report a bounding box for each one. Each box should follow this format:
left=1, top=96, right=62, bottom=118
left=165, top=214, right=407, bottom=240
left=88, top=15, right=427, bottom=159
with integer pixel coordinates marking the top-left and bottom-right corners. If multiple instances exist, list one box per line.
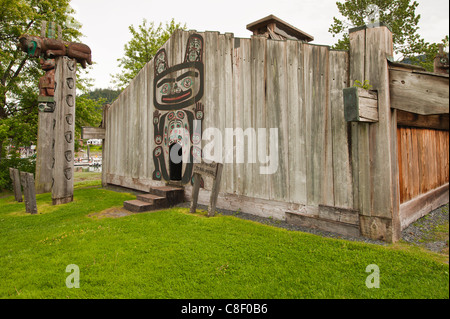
left=35, top=21, right=56, bottom=194
left=190, top=162, right=223, bottom=217
left=9, top=168, right=23, bottom=202
left=207, top=164, right=223, bottom=217
left=52, top=56, right=76, bottom=205
left=190, top=173, right=201, bottom=214
left=101, top=104, right=110, bottom=187
left=349, top=23, right=401, bottom=242
left=20, top=171, right=38, bottom=214
left=35, top=107, right=55, bottom=194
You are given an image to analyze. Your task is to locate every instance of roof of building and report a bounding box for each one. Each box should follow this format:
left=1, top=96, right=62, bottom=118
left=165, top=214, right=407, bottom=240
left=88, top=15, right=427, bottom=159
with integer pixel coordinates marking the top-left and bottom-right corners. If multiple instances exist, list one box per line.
left=246, top=14, right=314, bottom=42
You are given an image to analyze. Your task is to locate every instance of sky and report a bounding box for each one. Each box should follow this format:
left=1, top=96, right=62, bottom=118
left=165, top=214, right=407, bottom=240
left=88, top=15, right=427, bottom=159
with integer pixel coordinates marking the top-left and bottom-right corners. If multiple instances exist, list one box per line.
left=70, top=0, right=449, bottom=90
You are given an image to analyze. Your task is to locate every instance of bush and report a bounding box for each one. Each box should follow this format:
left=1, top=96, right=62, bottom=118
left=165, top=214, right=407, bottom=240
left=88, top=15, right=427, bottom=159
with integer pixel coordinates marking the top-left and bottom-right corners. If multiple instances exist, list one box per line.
left=0, top=152, right=36, bottom=191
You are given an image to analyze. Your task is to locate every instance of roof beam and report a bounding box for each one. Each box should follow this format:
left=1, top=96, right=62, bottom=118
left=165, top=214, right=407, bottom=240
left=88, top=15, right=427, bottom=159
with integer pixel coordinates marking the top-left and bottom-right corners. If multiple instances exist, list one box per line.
left=389, top=68, right=449, bottom=115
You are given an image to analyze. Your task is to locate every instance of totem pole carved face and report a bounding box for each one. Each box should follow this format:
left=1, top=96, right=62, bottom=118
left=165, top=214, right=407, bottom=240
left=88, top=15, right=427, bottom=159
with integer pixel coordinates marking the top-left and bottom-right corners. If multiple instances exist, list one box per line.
left=152, top=33, right=205, bottom=185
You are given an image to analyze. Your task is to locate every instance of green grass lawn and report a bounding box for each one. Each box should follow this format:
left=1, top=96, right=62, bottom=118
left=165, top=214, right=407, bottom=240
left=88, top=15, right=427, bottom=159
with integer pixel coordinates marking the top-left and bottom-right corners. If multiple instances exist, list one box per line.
left=0, top=178, right=448, bottom=299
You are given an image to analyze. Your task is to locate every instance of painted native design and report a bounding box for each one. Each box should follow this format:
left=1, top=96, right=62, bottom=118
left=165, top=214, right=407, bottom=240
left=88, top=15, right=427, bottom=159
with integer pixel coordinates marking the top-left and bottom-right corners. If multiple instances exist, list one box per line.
left=152, top=33, right=204, bottom=185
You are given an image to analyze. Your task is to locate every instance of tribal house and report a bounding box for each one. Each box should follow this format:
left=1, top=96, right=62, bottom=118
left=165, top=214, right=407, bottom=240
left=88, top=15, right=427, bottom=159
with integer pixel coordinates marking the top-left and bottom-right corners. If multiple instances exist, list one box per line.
left=90, top=16, right=448, bottom=242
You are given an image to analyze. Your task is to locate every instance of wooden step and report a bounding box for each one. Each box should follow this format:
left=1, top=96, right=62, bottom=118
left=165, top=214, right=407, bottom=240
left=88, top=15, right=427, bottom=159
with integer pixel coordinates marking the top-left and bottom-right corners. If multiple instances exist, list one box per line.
left=149, top=186, right=184, bottom=204
left=136, top=193, right=168, bottom=207
left=123, top=186, right=185, bottom=213
left=123, top=200, right=156, bottom=213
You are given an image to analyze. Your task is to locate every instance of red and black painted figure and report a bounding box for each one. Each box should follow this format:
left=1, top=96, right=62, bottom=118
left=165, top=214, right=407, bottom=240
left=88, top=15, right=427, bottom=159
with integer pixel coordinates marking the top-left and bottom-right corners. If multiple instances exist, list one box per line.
left=152, top=34, right=205, bottom=185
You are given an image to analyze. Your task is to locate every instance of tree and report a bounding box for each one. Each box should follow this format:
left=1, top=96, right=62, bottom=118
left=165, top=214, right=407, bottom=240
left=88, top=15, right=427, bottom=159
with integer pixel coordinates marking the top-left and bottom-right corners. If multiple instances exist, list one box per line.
left=111, top=18, right=186, bottom=90
left=74, top=95, right=104, bottom=152
left=328, top=0, right=448, bottom=71
left=403, top=35, right=449, bottom=72
left=81, top=88, right=121, bottom=105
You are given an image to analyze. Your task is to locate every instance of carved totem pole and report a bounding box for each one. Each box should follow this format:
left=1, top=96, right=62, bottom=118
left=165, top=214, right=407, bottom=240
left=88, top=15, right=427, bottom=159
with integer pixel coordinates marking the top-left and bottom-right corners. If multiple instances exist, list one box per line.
left=18, top=21, right=92, bottom=204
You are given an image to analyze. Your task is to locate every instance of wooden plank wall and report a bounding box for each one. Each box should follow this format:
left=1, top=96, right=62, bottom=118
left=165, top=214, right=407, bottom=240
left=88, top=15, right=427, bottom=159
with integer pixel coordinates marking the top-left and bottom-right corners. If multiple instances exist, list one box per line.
left=104, top=30, right=353, bottom=213
left=104, top=47, right=156, bottom=191
left=397, top=127, right=449, bottom=203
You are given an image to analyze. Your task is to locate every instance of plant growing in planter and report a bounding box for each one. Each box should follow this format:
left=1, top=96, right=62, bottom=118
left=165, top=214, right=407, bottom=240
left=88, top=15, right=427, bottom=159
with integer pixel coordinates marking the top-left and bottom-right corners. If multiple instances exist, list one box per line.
left=343, top=80, right=378, bottom=122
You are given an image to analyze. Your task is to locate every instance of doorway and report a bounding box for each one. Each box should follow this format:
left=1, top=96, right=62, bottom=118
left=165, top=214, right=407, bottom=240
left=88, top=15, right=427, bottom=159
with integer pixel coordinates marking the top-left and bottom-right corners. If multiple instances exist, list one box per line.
left=169, top=143, right=182, bottom=181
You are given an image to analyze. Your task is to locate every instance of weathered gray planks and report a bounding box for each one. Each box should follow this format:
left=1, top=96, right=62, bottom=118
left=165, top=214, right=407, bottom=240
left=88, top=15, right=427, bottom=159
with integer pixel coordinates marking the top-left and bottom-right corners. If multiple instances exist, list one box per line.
left=101, top=104, right=110, bottom=187
left=303, top=44, right=334, bottom=207
left=250, top=35, right=268, bottom=200
left=286, top=210, right=360, bottom=237
left=287, top=40, right=307, bottom=205
left=389, top=69, right=449, bottom=115
left=343, top=87, right=379, bottom=122
left=20, top=171, right=37, bottom=214
left=52, top=56, right=76, bottom=205
left=329, top=50, right=353, bottom=209
left=266, top=39, right=289, bottom=202
left=9, top=168, right=22, bottom=202
left=81, top=127, right=105, bottom=139
left=348, top=26, right=401, bottom=242
left=35, top=111, right=55, bottom=194
left=237, top=36, right=252, bottom=198
left=367, top=27, right=399, bottom=233
left=104, top=30, right=355, bottom=211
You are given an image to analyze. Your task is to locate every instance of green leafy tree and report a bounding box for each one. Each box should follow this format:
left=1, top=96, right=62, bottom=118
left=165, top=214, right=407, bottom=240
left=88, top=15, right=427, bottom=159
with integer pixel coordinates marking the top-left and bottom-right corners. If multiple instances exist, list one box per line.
left=404, top=35, right=449, bottom=72
left=74, top=95, right=104, bottom=152
left=329, top=0, right=421, bottom=53
left=111, top=18, right=186, bottom=90
left=81, top=88, right=121, bottom=105
left=328, top=0, right=448, bottom=71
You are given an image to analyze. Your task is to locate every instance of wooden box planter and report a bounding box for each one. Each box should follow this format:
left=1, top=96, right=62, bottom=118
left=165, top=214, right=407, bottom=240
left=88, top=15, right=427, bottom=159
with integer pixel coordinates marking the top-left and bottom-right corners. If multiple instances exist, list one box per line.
left=343, top=87, right=379, bottom=122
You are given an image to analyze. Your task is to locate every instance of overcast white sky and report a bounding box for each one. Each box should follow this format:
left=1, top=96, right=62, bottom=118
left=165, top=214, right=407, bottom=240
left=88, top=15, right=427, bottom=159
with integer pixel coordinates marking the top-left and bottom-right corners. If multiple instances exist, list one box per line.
left=70, top=0, right=449, bottom=90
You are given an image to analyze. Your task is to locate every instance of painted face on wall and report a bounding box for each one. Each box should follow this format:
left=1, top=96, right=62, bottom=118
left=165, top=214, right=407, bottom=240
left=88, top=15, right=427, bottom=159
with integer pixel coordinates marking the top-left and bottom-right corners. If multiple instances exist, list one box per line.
left=154, top=63, right=203, bottom=110
left=153, top=34, right=204, bottom=111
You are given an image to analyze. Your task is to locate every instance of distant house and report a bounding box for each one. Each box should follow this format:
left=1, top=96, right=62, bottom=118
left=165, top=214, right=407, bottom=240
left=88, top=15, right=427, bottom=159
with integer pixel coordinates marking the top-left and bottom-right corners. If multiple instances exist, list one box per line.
left=87, top=139, right=102, bottom=146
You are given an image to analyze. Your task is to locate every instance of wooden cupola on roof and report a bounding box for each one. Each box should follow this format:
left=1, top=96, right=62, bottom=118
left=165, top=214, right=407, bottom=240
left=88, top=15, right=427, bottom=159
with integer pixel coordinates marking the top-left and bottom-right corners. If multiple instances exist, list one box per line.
left=246, top=14, right=314, bottom=42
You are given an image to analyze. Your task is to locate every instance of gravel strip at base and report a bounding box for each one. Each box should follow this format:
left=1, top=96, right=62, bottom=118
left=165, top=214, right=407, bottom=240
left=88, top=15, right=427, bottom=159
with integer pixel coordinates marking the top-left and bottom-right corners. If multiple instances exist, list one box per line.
left=105, top=183, right=448, bottom=252
left=401, top=204, right=449, bottom=253
left=176, top=202, right=387, bottom=246
left=177, top=202, right=449, bottom=251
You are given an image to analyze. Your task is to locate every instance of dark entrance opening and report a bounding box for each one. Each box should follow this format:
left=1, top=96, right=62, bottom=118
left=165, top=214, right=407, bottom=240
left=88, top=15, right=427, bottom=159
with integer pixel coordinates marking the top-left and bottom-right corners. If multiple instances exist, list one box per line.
left=169, top=143, right=182, bottom=181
